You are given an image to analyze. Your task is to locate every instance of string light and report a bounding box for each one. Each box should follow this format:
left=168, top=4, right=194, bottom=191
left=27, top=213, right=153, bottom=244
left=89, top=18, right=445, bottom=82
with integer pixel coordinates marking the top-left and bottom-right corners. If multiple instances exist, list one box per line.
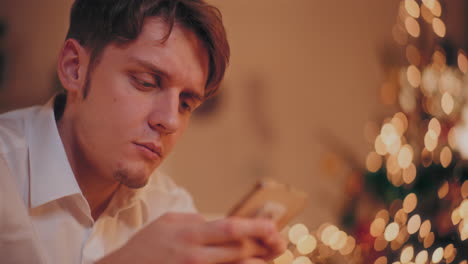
left=407, top=214, right=421, bottom=234
left=440, top=147, right=453, bottom=168
left=432, top=247, right=444, bottom=263
left=432, top=17, right=446, bottom=37
left=404, top=17, right=420, bottom=37
left=458, top=50, right=468, bottom=74
left=415, top=250, right=428, bottom=264
left=296, top=234, right=317, bottom=255
left=288, top=224, right=309, bottom=245
left=441, top=92, right=454, bottom=115
left=403, top=193, right=417, bottom=213
left=404, top=0, right=420, bottom=18
left=400, top=245, right=414, bottom=263
left=407, top=65, right=421, bottom=87
left=385, top=222, right=400, bottom=241
left=437, top=181, right=449, bottom=199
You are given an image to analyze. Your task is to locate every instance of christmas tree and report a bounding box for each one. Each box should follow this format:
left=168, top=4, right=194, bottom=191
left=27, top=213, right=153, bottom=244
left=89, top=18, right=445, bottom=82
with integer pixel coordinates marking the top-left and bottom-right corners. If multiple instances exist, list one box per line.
left=272, top=0, right=468, bottom=263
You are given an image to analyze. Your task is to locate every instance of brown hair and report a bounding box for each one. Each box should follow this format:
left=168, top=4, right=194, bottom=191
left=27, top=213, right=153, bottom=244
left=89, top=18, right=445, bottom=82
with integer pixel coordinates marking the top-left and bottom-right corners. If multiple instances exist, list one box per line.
left=66, top=0, right=229, bottom=98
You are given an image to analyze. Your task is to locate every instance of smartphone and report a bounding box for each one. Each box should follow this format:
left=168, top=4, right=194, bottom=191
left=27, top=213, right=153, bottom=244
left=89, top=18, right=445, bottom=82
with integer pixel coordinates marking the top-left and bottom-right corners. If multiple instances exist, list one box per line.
left=228, top=179, right=308, bottom=229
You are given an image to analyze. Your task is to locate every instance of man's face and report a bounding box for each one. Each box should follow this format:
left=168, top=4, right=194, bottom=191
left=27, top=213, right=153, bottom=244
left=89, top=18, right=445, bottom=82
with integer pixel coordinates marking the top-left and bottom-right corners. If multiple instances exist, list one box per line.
left=72, top=18, right=208, bottom=188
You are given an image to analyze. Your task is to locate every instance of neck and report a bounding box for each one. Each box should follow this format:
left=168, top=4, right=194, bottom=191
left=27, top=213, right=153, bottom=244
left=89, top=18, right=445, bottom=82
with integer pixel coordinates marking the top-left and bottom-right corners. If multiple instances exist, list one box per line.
left=57, top=111, right=120, bottom=221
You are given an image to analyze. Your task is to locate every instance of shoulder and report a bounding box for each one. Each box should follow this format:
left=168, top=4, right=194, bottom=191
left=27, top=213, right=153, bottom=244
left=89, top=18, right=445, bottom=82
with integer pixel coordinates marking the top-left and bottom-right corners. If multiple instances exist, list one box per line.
left=0, top=106, right=39, bottom=154
left=140, top=171, right=197, bottom=214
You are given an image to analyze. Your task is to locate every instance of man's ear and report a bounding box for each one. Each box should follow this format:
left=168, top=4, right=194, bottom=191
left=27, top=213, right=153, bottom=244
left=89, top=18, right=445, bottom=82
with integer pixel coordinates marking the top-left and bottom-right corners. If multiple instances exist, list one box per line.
left=57, top=39, right=90, bottom=98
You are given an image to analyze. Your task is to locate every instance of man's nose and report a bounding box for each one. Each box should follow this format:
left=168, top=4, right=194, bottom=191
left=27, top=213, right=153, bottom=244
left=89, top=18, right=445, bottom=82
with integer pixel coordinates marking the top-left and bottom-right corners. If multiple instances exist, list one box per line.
left=148, top=91, right=181, bottom=135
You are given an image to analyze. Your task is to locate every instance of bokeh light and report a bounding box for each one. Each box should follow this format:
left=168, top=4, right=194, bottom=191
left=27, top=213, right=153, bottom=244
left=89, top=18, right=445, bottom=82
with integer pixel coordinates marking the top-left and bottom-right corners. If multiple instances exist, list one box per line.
left=385, top=222, right=400, bottom=241
left=288, top=224, right=309, bottom=245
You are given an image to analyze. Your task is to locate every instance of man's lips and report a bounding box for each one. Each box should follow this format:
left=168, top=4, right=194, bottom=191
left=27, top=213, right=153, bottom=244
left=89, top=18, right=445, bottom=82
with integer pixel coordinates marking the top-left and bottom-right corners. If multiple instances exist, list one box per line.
left=134, top=142, right=163, bottom=160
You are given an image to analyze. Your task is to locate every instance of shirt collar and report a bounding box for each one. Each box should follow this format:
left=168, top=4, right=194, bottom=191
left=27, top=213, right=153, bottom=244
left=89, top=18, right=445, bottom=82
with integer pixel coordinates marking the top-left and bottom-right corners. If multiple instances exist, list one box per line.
left=28, top=95, right=82, bottom=208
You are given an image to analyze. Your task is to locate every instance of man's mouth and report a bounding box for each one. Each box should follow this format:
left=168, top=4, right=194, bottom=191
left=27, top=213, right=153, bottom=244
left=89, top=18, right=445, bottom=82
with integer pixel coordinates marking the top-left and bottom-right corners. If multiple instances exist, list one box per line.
left=134, top=142, right=162, bottom=160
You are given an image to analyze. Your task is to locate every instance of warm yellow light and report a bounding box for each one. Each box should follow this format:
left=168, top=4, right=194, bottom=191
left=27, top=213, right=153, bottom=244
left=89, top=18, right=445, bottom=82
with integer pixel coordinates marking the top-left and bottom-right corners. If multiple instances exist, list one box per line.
left=460, top=219, right=468, bottom=240
left=315, top=223, right=330, bottom=240
left=375, top=135, right=388, bottom=155
left=405, top=17, right=420, bottom=38
left=404, top=0, right=420, bottom=18
left=403, top=193, right=418, bottom=213
left=395, top=210, right=408, bottom=227
left=374, top=236, right=388, bottom=251
left=422, top=0, right=435, bottom=9
left=330, top=231, right=347, bottom=250
left=432, top=247, right=443, bottom=263
left=296, top=234, right=317, bottom=255
left=339, top=236, right=355, bottom=255
left=392, top=118, right=405, bottom=136
left=401, top=246, right=414, bottom=263
left=407, top=65, right=421, bottom=87
left=457, top=50, right=468, bottom=74
left=428, top=118, right=441, bottom=136
left=460, top=199, right=468, bottom=219
left=441, top=92, right=454, bottom=115
left=406, top=45, right=421, bottom=66
left=437, top=181, right=449, bottom=199
left=375, top=256, right=388, bottom=264
left=387, top=155, right=401, bottom=175
left=462, top=181, right=468, bottom=199
left=384, top=222, right=400, bottom=241
left=420, top=4, right=434, bottom=23
left=381, top=124, right=399, bottom=145
left=448, top=128, right=456, bottom=149
left=458, top=50, right=468, bottom=74
left=402, top=163, right=417, bottom=184
left=292, top=256, right=312, bottom=264
left=419, top=220, right=431, bottom=238
left=444, top=244, right=455, bottom=260
left=387, top=139, right=402, bottom=155
left=432, top=17, right=446, bottom=37
left=451, top=208, right=461, bottom=225
left=440, top=147, right=453, bottom=168
left=273, top=250, right=294, bottom=264
left=424, top=130, right=438, bottom=152
left=288, top=224, right=309, bottom=245
left=376, top=209, right=390, bottom=224
left=367, top=152, right=383, bottom=172
left=321, top=225, right=338, bottom=245
left=430, top=0, right=442, bottom=16
left=407, top=214, right=421, bottom=234
left=371, top=218, right=386, bottom=237
left=398, top=145, right=413, bottom=169
left=415, top=250, right=428, bottom=264
left=423, top=232, right=435, bottom=248
left=422, top=67, right=438, bottom=95
left=434, top=53, right=447, bottom=70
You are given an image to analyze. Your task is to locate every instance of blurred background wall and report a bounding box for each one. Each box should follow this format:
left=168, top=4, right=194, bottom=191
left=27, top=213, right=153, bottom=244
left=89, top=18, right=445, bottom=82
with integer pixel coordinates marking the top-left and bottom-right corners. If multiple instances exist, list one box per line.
left=0, top=0, right=465, bottom=231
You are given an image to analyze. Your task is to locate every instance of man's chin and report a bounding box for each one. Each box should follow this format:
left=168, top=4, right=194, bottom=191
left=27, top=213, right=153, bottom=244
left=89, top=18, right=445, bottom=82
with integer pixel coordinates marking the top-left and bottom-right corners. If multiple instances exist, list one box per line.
left=113, top=168, right=150, bottom=189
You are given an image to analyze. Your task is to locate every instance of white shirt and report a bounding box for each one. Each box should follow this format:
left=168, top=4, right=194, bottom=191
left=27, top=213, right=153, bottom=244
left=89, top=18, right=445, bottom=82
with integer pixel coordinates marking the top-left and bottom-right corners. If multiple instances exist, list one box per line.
left=0, top=96, right=196, bottom=264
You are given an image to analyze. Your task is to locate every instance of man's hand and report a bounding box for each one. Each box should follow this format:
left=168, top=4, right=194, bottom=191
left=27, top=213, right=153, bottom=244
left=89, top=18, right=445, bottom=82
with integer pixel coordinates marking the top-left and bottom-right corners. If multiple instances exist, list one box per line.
left=97, top=213, right=286, bottom=264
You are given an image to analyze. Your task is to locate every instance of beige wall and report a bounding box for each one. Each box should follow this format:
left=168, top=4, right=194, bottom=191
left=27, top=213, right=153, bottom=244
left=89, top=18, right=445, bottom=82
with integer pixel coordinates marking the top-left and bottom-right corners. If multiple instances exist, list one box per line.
left=1, top=0, right=397, bottom=228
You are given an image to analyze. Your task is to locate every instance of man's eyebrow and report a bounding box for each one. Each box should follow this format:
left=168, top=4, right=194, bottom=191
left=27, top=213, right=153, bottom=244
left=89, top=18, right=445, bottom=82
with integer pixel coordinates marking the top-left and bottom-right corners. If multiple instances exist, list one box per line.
left=128, top=57, right=170, bottom=79
left=129, top=56, right=205, bottom=101
left=181, top=91, right=204, bottom=103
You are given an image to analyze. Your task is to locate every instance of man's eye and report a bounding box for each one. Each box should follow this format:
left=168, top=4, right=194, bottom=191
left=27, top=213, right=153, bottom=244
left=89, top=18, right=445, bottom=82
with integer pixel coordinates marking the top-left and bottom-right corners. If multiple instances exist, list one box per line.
left=131, top=74, right=160, bottom=90
left=181, top=101, right=193, bottom=112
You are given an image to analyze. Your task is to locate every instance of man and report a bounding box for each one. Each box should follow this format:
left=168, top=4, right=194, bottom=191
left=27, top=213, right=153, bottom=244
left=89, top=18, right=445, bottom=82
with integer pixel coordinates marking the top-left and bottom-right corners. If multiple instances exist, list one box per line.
left=0, top=0, right=285, bottom=263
